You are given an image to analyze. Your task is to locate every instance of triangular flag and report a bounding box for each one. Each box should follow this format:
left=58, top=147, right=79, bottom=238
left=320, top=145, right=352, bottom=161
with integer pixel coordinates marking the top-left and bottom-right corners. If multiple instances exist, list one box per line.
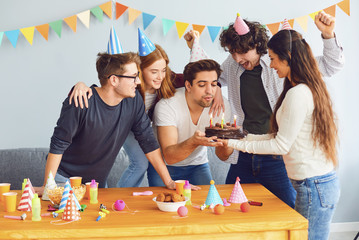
left=42, top=172, right=57, bottom=201
left=142, top=12, right=156, bottom=30
left=100, top=1, right=112, bottom=19
left=0, top=32, right=3, bottom=46
left=309, top=11, right=321, bottom=21
left=295, top=15, right=309, bottom=32
left=266, top=22, right=280, bottom=35
left=205, top=180, right=223, bottom=206
left=49, top=20, right=62, bottom=38
left=288, top=19, right=294, bottom=29
left=20, top=26, right=35, bottom=45
left=162, top=18, right=175, bottom=36
left=207, top=26, right=221, bottom=42
left=228, top=177, right=248, bottom=204
left=62, top=190, right=81, bottom=222
left=64, top=15, right=77, bottom=33
left=17, top=178, right=34, bottom=211
left=5, top=30, right=20, bottom=48
left=116, top=2, right=128, bottom=19
left=77, top=11, right=90, bottom=29
left=36, top=24, right=49, bottom=41
left=337, top=0, right=350, bottom=16
left=323, top=5, right=336, bottom=17
left=192, top=24, right=206, bottom=35
left=175, top=21, right=189, bottom=39
left=128, top=8, right=141, bottom=24
left=91, top=6, right=104, bottom=22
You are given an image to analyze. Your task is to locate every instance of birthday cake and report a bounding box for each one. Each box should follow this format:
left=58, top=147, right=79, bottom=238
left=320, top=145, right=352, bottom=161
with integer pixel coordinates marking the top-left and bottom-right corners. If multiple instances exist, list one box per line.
left=205, top=123, right=247, bottom=139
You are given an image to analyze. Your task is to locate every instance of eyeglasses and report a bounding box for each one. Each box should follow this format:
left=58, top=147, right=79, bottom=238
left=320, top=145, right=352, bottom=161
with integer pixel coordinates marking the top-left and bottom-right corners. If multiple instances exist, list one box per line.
left=108, top=71, right=140, bottom=83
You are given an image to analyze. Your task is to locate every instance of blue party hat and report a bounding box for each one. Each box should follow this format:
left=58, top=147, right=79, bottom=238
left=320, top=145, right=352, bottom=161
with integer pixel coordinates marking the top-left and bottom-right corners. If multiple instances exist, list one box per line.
left=138, top=28, right=155, bottom=56
left=59, top=181, right=81, bottom=211
left=205, top=180, right=223, bottom=207
left=107, top=26, right=123, bottom=55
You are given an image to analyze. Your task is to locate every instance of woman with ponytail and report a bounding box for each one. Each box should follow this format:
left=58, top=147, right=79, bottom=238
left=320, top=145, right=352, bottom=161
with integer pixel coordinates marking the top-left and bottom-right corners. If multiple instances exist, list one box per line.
left=220, top=29, right=340, bottom=240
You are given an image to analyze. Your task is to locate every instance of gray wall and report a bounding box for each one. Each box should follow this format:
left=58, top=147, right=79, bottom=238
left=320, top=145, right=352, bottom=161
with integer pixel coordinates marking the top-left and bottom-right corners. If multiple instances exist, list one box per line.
left=0, top=0, right=358, bottom=223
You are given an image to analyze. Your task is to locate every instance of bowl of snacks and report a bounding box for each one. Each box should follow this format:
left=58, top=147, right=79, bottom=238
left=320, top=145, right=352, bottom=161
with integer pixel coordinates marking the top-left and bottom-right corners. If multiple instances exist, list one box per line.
left=47, top=183, right=86, bottom=206
left=153, top=192, right=188, bottom=212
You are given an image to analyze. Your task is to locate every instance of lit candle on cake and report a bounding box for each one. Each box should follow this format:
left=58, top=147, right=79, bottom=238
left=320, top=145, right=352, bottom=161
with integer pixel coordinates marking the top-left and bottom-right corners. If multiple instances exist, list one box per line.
left=210, top=113, right=213, bottom=128
left=234, top=115, right=237, bottom=128
left=221, top=113, right=224, bottom=129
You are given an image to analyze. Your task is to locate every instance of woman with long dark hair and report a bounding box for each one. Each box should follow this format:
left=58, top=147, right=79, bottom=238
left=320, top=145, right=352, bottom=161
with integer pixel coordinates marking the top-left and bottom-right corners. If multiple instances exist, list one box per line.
left=220, top=29, right=340, bottom=240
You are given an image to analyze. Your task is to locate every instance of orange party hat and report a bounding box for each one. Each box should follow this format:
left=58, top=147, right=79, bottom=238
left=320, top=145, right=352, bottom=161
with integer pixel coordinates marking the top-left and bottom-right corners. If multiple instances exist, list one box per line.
left=62, top=190, right=81, bottom=221
left=228, top=177, right=248, bottom=203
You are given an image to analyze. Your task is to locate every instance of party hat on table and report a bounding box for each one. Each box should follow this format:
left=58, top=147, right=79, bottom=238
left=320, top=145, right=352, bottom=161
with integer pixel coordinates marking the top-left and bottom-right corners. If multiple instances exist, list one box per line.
left=138, top=28, right=156, bottom=56
left=58, top=181, right=81, bottom=211
left=234, top=13, right=249, bottom=35
left=281, top=19, right=292, bottom=30
left=190, top=37, right=209, bottom=62
left=228, top=177, right=248, bottom=203
left=42, top=172, right=57, bottom=201
left=18, top=178, right=35, bottom=211
left=62, top=190, right=81, bottom=221
left=107, top=26, right=123, bottom=55
left=205, top=180, right=223, bottom=207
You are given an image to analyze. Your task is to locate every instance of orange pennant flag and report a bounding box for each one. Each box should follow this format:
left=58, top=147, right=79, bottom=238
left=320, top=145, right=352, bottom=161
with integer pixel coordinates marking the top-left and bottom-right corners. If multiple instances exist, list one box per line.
left=36, top=24, right=49, bottom=41
left=64, top=15, right=77, bottom=32
left=288, top=19, right=294, bottom=28
left=116, top=2, right=128, bottom=19
left=266, top=22, right=280, bottom=35
left=20, top=27, right=35, bottom=45
left=192, top=24, right=206, bottom=35
left=100, top=1, right=112, bottom=19
left=175, top=21, right=190, bottom=39
left=128, top=8, right=141, bottom=24
left=337, top=0, right=350, bottom=16
left=323, top=5, right=336, bottom=17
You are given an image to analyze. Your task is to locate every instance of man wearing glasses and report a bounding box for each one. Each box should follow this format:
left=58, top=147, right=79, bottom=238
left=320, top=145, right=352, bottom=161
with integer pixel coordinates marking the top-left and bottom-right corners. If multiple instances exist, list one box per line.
left=36, top=52, right=176, bottom=192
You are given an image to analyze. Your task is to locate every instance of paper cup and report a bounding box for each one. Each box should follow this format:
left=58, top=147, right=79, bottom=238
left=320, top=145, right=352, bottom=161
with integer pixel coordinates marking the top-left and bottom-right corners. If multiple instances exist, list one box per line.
left=0, top=183, right=11, bottom=201
left=3, top=192, right=17, bottom=212
left=175, top=180, right=186, bottom=195
left=85, top=182, right=98, bottom=200
left=70, top=177, right=82, bottom=187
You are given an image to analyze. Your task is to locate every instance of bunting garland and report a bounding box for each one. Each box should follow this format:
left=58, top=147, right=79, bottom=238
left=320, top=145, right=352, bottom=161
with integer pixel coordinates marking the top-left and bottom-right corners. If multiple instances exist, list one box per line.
left=0, top=0, right=351, bottom=48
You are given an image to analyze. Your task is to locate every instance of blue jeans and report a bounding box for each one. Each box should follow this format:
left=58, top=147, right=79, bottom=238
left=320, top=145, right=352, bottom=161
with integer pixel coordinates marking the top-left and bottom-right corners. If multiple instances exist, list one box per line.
left=147, top=162, right=213, bottom=186
left=55, top=173, right=108, bottom=188
left=226, top=152, right=296, bottom=208
left=117, top=131, right=148, bottom=187
left=291, top=171, right=340, bottom=240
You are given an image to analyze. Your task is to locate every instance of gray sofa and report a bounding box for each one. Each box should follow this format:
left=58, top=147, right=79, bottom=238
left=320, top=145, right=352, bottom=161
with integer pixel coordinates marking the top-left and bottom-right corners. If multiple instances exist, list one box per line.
left=0, top=147, right=230, bottom=190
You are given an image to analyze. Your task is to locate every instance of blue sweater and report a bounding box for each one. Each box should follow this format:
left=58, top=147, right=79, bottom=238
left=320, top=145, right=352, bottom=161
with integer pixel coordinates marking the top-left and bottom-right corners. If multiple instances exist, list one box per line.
left=50, top=85, right=159, bottom=187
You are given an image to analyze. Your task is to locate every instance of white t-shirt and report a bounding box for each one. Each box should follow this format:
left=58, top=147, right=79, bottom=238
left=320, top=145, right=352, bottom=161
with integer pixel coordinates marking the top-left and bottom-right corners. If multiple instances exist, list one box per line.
left=228, top=84, right=334, bottom=180
left=153, top=87, right=231, bottom=167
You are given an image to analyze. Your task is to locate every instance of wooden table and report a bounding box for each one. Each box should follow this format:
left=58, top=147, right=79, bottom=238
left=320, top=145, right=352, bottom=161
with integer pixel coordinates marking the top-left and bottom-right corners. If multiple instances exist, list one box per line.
left=0, top=184, right=307, bottom=239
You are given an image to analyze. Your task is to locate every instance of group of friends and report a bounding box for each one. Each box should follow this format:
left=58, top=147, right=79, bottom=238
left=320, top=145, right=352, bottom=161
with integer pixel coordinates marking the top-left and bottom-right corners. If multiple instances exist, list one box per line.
left=34, top=11, right=344, bottom=240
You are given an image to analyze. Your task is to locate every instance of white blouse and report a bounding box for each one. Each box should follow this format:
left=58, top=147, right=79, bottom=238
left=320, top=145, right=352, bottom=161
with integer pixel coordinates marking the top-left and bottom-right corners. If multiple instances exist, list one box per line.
left=228, top=84, right=334, bottom=180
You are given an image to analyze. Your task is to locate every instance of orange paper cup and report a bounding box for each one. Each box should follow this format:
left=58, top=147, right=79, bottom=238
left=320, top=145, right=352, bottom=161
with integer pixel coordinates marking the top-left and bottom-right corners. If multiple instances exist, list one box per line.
left=70, top=177, right=82, bottom=188
left=175, top=180, right=186, bottom=195
left=3, top=192, right=17, bottom=212
left=0, top=183, right=11, bottom=202
left=85, top=182, right=98, bottom=200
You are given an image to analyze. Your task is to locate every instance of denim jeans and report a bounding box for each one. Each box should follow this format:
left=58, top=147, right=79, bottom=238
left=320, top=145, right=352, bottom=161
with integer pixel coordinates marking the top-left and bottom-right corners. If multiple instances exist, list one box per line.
left=147, top=162, right=213, bottom=186
left=291, top=171, right=340, bottom=240
left=226, top=152, right=296, bottom=208
left=117, top=131, right=148, bottom=187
